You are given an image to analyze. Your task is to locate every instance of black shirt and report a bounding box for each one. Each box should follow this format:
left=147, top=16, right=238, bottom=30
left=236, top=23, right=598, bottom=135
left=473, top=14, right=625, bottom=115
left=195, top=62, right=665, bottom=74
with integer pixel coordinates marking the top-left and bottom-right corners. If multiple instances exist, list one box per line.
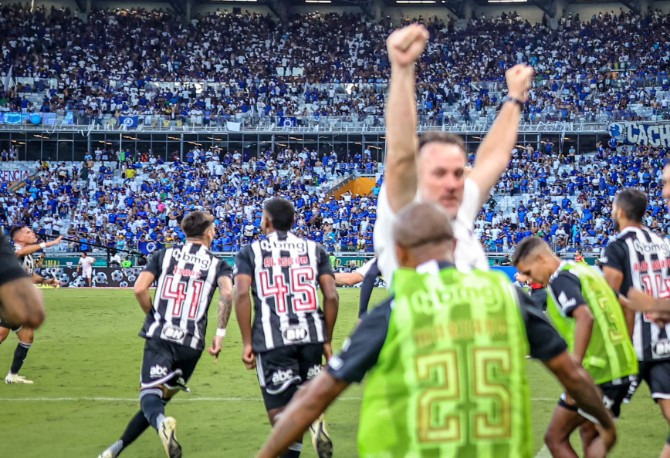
left=328, top=286, right=567, bottom=383
left=0, top=235, right=28, bottom=286
left=548, top=270, right=586, bottom=317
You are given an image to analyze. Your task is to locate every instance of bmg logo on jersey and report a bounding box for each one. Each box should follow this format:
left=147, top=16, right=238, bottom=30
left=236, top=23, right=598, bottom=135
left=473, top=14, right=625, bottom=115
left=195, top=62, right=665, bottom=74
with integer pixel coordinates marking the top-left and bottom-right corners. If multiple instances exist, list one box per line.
left=260, top=239, right=308, bottom=254
left=150, top=365, right=168, bottom=379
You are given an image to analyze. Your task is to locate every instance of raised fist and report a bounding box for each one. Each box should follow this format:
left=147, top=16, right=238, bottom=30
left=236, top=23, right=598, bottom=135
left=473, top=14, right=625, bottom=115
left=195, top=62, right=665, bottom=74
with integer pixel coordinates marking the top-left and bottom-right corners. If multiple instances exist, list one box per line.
left=386, top=24, right=429, bottom=68
left=505, top=64, right=535, bottom=103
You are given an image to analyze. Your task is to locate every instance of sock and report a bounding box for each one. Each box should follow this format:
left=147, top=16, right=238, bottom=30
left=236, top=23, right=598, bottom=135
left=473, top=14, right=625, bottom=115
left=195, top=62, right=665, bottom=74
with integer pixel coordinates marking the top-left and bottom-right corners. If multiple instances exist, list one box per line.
left=119, top=410, right=151, bottom=449
left=103, top=440, right=124, bottom=457
left=10, top=342, right=30, bottom=374
left=140, top=391, right=166, bottom=430
left=280, top=440, right=302, bottom=458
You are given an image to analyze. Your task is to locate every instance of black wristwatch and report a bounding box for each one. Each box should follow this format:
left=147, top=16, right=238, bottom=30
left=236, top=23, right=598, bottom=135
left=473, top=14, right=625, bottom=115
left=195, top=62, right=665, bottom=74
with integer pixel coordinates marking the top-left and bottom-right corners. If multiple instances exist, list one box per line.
left=501, top=95, right=525, bottom=111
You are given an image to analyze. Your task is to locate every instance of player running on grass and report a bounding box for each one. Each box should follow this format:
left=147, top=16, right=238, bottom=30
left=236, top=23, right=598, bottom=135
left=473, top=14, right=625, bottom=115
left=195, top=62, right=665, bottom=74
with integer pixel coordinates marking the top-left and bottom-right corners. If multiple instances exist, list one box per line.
left=513, top=236, right=637, bottom=457
left=601, top=184, right=670, bottom=458
left=98, top=211, right=233, bottom=458
left=235, top=197, right=339, bottom=458
left=1, top=226, right=62, bottom=384
left=258, top=203, right=616, bottom=458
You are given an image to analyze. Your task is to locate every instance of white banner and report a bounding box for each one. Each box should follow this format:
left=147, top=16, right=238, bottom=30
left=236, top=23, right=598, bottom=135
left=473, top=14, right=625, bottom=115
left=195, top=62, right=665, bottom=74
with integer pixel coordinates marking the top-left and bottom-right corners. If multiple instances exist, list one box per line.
left=0, top=169, right=30, bottom=182
left=609, top=122, right=670, bottom=148
left=226, top=121, right=241, bottom=132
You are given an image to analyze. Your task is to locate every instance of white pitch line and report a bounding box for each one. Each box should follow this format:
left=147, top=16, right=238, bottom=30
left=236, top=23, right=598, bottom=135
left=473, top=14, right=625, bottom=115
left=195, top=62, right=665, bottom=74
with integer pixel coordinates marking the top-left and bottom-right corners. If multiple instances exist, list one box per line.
left=0, top=396, right=559, bottom=403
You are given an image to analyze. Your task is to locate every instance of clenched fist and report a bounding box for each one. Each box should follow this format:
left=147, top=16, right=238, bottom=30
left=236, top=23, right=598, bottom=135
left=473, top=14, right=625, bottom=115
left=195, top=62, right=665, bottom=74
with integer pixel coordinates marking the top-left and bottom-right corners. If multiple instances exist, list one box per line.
left=505, top=64, right=535, bottom=102
left=386, top=24, right=429, bottom=68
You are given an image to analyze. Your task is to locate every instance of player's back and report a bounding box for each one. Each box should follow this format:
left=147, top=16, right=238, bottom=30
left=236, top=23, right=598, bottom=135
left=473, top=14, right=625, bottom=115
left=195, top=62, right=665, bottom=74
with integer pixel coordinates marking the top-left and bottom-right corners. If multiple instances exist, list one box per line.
left=546, top=261, right=637, bottom=384
left=140, top=243, right=230, bottom=351
left=603, top=226, right=670, bottom=361
left=358, top=264, right=533, bottom=458
left=235, top=230, right=333, bottom=352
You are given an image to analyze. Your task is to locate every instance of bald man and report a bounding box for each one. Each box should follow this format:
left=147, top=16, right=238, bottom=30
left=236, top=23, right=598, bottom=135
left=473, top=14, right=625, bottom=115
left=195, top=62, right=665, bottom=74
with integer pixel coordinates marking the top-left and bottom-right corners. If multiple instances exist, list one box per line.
left=258, top=203, right=615, bottom=458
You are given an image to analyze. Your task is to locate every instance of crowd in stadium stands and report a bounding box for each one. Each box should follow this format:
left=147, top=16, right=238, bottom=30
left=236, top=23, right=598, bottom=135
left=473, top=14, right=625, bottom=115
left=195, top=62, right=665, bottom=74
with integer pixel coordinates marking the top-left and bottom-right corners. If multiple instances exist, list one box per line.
left=476, top=140, right=669, bottom=253
left=0, top=146, right=380, bottom=255
left=1, top=139, right=668, bottom=258
left=1, top=6, right=670, bottom=126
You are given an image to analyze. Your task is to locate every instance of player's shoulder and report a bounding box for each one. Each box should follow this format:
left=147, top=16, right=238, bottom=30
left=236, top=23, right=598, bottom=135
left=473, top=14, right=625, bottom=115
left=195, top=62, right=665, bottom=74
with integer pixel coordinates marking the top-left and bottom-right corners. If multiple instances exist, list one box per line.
left=549, top=267, right=581, bottom=287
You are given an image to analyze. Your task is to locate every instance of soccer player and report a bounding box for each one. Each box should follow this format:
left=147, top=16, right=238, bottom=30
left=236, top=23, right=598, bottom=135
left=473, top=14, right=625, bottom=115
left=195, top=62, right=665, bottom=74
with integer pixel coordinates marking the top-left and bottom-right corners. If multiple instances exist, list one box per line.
left=375, top=24, right=533, bottom=283
left=513, top=236, right=637, bottom=457
left=601, top=188, right=670, bottom=458
left=0, top=233, right=44, bottom=330
left=235, top=197, right=339, bottom=458
left=258, top=203, right=616, bottom=458
left=334, top=258, right=382, bottom=317
left=98, top=211, right=233, bottom=458
left=0, top=226, right=61, bottom=384
left=77, top=252, right=96, bottom=287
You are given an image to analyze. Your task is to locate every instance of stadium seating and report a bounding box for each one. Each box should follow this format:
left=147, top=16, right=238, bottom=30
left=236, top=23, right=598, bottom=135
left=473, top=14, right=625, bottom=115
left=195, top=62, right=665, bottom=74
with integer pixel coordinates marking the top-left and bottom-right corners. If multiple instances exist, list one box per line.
left=1, top=7, right=670, bottom=129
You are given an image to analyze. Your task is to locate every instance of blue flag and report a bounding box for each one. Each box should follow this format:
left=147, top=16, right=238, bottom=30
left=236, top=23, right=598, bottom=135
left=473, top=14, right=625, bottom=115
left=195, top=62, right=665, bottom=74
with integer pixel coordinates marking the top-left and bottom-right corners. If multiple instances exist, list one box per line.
left=120, top=116, right=140, bottom=128
left=138, top=241, right=163, bottom=255
left=278, top=116, right=297, bottom=127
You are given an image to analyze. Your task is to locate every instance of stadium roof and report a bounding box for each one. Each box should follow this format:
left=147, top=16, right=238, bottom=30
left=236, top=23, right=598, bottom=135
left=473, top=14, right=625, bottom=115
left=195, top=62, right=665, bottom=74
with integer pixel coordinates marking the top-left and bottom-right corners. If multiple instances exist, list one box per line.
left=74, top=0, right=643, bottom=21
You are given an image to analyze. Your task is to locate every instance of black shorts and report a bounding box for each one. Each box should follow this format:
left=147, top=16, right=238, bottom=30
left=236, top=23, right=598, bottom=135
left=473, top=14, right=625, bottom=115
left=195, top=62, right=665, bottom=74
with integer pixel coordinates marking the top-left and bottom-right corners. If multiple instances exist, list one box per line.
left=140, top=338, right=201, bottom=392
left=255, top=343, right=324, bottom=411
left=639, top=360, right=670, bottom=401
left=560, top=378, right=632, bottom=419
left=0, top=318, right=21, bottom=333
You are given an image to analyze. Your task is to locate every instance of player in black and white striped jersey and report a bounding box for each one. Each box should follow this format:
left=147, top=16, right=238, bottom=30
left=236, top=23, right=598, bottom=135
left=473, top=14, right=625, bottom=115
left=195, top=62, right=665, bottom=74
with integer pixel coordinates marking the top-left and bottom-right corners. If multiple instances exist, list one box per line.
left=99, top=211, right=234, bottom=458
left=601, top=189, right=670, bottom=458
left=0, top=226, right=62, bottom=385
left=235, top=197, right=339, bottom=458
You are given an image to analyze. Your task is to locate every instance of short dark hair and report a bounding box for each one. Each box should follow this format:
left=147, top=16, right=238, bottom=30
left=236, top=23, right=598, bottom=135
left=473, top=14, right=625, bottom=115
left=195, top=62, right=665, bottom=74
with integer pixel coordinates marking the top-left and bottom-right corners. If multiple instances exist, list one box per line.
left=418, top=131, right=466, bottom=155
left=82, top=252, right=87, bottom=256
left=264, top=198, right=295, bottom=232
left=615, top=188, right=647, bottom=223
left=181, top=211, right=214, bottom=238
left=512, top=236, right=548, bottom=266
left=393, top=202, right=454, bottom=248
left=9, top=225, right=25, bottom=240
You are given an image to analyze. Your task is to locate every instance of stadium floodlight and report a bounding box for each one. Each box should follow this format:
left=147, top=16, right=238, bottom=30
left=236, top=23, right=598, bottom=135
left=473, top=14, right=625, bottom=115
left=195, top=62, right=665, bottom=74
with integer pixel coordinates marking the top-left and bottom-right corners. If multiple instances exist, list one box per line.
left=305, top=0, right=332, bottom=3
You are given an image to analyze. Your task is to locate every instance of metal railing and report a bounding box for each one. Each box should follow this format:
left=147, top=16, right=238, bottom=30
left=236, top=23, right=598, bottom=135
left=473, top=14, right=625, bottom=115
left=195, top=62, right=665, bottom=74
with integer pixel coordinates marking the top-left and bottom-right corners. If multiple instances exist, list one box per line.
left=0, top=112, right=638, bottom=134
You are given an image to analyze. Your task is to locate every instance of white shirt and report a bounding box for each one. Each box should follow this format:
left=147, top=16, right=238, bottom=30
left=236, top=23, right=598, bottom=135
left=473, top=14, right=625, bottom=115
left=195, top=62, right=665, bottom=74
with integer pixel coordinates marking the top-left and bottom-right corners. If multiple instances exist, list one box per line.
left=79, top=256, right=95, bottom=271
left=373, top=178, right=489, bottom=287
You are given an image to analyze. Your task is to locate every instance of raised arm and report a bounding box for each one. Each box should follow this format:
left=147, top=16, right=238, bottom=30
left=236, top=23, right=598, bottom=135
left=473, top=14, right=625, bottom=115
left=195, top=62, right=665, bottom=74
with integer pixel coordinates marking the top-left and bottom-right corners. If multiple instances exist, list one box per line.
left=384, top=24, right=429, bottom=213
left=469, top=65, right=534, bottom=205
left=15, top=236, right=63, bottom=257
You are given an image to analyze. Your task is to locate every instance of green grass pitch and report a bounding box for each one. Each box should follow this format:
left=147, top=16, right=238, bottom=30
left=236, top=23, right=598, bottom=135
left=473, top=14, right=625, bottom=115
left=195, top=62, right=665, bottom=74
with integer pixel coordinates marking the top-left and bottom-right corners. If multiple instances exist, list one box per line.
left=0, top=288, right=666, bottom=457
